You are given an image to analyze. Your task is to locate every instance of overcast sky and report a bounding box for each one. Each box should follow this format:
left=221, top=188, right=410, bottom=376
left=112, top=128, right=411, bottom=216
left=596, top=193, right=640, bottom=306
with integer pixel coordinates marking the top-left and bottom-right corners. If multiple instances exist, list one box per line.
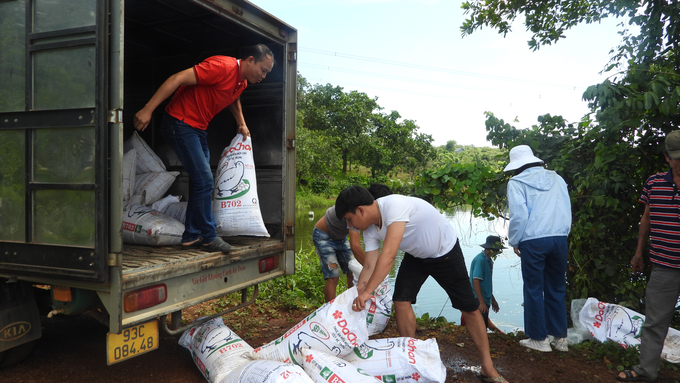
left=250, top=0, right=628, bottom=147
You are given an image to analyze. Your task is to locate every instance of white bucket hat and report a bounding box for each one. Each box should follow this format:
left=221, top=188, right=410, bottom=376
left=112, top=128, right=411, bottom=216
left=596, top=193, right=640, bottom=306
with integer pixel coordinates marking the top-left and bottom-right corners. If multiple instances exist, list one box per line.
left=503, top=145, right=544, bottom=172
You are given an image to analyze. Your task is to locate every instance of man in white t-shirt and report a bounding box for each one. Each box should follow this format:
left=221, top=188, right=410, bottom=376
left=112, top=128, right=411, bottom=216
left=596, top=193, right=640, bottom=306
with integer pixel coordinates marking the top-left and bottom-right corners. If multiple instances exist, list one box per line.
left=335, top=185, right=507, bottom=383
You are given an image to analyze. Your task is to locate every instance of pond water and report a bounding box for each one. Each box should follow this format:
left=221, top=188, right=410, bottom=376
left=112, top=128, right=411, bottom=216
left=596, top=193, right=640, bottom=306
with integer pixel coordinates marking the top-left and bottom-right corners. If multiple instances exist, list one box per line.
left=296, top=205, right=525, bottom=334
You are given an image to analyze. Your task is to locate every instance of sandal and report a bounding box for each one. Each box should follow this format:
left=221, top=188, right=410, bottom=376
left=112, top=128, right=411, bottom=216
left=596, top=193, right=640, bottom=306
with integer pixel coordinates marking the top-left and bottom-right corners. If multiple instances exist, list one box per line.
left=616, top=370, right=655, bottom=382
left=479, top=374, right=506, bottom=383
left=181, top=238, right=202, bottom=250
left=201, top=237, right=234, bottom=253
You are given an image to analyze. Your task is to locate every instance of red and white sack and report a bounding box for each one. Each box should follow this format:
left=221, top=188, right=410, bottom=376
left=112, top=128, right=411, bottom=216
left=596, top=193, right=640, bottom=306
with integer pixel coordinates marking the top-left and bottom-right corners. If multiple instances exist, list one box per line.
left=348, top=258, right=392, bottom=336
left=343, top=338, right=446, bottom=383
left=122, top=203, right=183, bottom=246
left=178, top=317, right=254, bottom=383
left=213, top=134, right=269, bottom=237
left=250, top=287, right=368, bottom=365
left=579, top=297, right=680, bottom=363
left=123, top=130, right=167, bottom=173
left=219, top=360, right=314, bottom=383
left=300, top=349, right=381, bottom=383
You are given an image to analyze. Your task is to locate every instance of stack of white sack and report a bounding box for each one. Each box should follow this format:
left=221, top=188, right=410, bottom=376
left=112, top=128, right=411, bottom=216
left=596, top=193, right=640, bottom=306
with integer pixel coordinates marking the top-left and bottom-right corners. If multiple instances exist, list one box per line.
left=178, top=317, right=255, bottom=383
left=179, top=318, right=314, bottom=383
left=123, top=131, right=179, bottom=206
left=348, top=258, right=392, bottom=336
left=213, top=134, right=269, bottom=237
left=179, top=285, right=447, bottom=382
left=579, top=297, right=680, bottom=363
left=249, top=286, right=369, bottom=365
left=122, top=202, right=183, bottom=246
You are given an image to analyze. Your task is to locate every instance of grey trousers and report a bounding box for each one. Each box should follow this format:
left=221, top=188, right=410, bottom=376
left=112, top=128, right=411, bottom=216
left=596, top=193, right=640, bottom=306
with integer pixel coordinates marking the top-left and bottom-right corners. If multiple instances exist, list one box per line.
left=633, top=265, right=680, bottom=379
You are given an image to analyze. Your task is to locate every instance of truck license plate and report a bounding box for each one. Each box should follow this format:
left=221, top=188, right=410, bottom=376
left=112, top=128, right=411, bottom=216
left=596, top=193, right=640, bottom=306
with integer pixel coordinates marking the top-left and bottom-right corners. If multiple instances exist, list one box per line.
left=106, top=320, right=158, bottom=365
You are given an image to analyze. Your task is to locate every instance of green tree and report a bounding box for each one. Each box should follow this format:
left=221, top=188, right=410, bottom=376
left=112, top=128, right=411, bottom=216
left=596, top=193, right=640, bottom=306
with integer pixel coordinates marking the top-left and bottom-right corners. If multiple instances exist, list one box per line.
left=301, top=84, right=379, bottom=174
left=295, top=74, right=340, bottom=185
left=448, top=0, right=680, bottom=311
left=356, top=111, right=435, bottom=179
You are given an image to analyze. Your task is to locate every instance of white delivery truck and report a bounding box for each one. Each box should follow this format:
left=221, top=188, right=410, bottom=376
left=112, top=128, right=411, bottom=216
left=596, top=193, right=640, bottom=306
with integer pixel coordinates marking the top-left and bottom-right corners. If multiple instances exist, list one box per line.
left=0, top=0, right=297, bottom=366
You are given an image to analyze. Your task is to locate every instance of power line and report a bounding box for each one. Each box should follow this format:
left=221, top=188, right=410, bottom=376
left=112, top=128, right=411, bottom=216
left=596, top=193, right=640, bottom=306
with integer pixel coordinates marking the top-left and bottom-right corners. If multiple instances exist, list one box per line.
left=300, top=47, right=589, bottom=90
left=299, top=63, right=581, bottom=98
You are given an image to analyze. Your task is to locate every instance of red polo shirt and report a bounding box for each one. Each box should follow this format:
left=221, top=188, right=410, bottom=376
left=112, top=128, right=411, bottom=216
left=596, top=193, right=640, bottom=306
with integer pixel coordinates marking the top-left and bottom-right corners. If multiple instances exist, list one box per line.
left=165, top=56, right=248, bottom=130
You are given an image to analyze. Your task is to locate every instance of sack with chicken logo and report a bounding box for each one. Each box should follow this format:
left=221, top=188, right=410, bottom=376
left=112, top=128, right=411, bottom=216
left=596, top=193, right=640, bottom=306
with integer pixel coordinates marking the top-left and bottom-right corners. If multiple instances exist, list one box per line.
left=213, top=134, right=269, bottom=237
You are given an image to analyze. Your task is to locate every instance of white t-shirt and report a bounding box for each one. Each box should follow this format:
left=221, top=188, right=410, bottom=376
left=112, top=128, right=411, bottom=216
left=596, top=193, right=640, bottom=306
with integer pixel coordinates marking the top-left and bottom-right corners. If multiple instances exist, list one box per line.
left=363, top=195, right=457, bottom=259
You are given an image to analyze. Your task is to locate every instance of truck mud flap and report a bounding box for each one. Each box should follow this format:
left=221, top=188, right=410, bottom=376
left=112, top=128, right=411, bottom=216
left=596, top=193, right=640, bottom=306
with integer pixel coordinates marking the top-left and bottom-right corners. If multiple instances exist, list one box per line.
left=0, top=280, right=42, bottom=353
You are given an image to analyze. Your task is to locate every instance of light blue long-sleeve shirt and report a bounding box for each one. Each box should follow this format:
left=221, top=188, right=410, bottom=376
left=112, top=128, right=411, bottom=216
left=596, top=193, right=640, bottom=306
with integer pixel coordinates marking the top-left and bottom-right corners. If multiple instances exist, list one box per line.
left=507, top=167, right=572, bottom=248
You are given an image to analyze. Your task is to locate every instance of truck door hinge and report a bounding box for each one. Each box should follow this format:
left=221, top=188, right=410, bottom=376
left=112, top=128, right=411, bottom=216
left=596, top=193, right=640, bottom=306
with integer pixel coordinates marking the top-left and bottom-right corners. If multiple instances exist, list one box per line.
left=108, top=109, right=123, bottom=124
left=108, top=253, right=121, bottom=266
left=287, top=50, right=297, bottom=62
left=285, top=224, right=294, bottom=235
left=287, top=138, right=295, bottom=149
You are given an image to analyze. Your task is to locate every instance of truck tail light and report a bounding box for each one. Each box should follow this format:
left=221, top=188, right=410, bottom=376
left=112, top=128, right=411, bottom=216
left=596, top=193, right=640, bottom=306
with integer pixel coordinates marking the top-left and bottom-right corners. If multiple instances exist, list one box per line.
left=124, top=284, right=167, bottom=313
left=259, top=256, right=279, bottom=273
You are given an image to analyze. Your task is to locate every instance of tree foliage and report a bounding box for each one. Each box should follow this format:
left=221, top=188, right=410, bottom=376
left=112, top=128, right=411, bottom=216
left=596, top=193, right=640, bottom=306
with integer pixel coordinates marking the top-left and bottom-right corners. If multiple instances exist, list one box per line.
left=447, top=0, right=680, bottom=312
left=297, top=76, right=435, bottom=182
left=295, top=74, right=340, bottom=184
left=300, top=83, right=379, bottom=174
left=357, top=111, right=435, bottom=179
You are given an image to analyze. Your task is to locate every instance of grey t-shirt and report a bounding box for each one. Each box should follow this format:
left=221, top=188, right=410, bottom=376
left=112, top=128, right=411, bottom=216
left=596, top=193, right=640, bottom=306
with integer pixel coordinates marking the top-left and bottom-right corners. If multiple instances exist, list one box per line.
left=324, top=206, right=355, bottom=241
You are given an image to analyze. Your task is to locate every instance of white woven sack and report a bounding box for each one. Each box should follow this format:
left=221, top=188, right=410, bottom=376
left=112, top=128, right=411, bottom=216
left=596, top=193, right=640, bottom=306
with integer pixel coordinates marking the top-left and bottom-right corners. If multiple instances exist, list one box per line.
left=213, top=134, right=269, bottom=237
left=122, top=148, right=136, bottom=201
left=348, top=258, right=392, bottom=336
left=300, top=349, right=381, bottom=383
left=134, top=171, right=179, bottom=205
left=219, top=360, right=314, bottom=383
left=123, top=130, right=166, bottom=173
left=579, top=297, right=680, bottom=363
left=160, top=202, right=187, bottom=224
left=178, top=317, right=254, bottom=383
left=343, top=338, right=447, bottom=383
left=122, top=203, right=183, bottom=246
left=250, top=287, right=369, bottom=365
left=151, top=194, right=180, bottom=212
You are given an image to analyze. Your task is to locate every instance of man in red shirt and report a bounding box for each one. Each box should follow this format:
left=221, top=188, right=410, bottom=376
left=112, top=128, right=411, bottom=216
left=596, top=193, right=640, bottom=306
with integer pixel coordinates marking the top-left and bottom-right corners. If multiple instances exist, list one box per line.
left=133, top=44, right=274, bottom=253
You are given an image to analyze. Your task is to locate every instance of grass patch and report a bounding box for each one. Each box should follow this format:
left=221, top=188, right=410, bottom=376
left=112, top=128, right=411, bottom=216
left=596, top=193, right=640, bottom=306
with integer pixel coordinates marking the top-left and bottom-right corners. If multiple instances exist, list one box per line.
left=296, top=190, right=334, bottom=211
left=258, top=247, right=351, bottom=310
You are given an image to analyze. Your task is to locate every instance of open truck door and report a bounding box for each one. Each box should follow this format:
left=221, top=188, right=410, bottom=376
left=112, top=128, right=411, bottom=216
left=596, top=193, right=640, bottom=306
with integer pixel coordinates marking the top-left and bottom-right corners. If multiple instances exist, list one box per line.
left=0, top=0, right=110, bottom=282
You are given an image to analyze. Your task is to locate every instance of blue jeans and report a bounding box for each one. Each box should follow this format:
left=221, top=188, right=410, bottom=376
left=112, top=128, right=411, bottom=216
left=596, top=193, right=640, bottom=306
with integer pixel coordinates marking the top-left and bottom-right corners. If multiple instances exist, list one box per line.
left=520, top=236, right=568, bottom=340
left=312, top=228, right=352, bottom=279
left=634, top=265, right=680, bottom=380
left=160, top=113, right=217, bottom=244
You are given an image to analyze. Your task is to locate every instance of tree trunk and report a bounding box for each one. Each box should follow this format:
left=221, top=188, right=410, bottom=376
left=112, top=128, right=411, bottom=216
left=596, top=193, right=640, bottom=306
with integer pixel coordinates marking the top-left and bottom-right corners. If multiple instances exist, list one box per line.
left=342, top=151, right=348, bottom=174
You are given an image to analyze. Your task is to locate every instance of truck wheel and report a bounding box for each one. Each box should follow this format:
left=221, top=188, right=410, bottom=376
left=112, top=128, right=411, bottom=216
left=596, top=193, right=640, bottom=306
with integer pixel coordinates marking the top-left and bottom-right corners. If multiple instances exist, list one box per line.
left=0, top=340, right=36, bottom=369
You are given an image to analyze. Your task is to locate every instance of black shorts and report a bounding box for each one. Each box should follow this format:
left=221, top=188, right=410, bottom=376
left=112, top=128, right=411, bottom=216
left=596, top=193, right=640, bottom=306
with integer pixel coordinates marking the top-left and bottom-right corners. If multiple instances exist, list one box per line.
left=392, top=240, right=480, bottom=313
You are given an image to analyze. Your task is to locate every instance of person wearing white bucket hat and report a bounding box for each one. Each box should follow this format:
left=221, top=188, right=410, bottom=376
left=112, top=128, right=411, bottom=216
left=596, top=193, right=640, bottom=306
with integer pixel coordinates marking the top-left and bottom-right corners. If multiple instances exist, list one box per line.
left=504, top=145, right=572, bottom=353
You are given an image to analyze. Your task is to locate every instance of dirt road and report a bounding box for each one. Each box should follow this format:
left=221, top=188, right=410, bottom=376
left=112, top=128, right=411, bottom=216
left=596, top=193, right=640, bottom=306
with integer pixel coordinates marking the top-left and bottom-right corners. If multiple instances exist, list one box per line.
left=4, top=308, right=680, bottom=383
